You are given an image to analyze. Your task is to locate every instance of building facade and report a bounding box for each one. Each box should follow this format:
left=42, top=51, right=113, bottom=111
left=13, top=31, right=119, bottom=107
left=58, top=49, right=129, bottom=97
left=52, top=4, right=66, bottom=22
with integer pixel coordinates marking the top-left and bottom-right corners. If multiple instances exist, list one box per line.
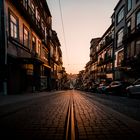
left=113, top=0, right=126, bottom=80
left=85, top=0, right=140, bottom=85
left=122, top=0, right=140, bottom=81
left=113, top=0, right=140, bottom=81
left=97, top=25, right=114, bottom=83
left=90, top=38, right=100, bottom=82
left=49, top=30, right=63, bottom=90
left=0, top=0, right=64, bottom=95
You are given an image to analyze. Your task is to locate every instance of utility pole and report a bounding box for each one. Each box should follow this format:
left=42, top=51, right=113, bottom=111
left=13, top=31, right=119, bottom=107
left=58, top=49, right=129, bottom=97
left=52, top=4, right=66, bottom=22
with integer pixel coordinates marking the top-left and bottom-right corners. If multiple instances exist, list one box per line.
left=0, top=0, right=7, bottom=95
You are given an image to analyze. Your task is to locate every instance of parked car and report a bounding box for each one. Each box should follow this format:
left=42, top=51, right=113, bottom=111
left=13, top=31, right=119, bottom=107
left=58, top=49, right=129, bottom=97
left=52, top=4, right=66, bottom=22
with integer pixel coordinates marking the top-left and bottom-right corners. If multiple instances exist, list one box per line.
left=105, top=81, right=130, bottom=95
left=97, top=83, right=107, bottom=94
left=89, top=82, right=99, bottom=93
left=126, top=79, right=140, bottom=97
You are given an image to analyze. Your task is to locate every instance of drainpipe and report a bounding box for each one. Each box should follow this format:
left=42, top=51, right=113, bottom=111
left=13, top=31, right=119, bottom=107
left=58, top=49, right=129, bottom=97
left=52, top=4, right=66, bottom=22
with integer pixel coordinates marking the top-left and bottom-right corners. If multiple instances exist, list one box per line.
left=112, top=40, right=115, bottom=81
left=0, top=0, right=7, bottom=95
left=3, top=0, right=7, bottom=95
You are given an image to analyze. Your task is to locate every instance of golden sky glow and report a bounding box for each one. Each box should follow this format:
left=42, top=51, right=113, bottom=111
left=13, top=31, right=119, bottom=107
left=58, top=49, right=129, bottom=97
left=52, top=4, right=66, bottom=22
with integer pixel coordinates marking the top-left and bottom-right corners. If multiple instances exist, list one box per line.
left=47, top=0, right=119, bottom=74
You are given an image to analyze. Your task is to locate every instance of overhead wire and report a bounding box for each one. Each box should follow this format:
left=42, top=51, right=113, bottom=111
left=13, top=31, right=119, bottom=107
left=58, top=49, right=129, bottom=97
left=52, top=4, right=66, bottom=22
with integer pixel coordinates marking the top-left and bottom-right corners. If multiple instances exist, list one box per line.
left=58, top=0, right=69, bottom=65
left=50, top=0, right=84, bottom=73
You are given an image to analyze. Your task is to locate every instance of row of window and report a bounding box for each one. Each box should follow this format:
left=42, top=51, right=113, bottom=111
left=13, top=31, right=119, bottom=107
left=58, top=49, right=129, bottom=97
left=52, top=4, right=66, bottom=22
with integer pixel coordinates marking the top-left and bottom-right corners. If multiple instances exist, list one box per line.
left=116, top=10, right=140, bottom=48
left=9, top=9, right=42, bottom=56
left=98, top=62, right=113, bottom=73
left=22, top=0, right=46, bottom=32
left=127, top=38, right=140, bottom=58
left=117, top=38, right=140, bottom=66
left=117, top=0, right=140, bottom=24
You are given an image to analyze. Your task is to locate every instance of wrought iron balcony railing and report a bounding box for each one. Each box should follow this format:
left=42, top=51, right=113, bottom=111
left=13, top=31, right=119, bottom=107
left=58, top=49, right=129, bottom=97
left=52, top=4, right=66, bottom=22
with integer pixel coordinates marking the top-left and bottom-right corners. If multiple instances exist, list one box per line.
left=12, top=0, right=47, bottom=39
left=123, top=25, right=140, bottom=43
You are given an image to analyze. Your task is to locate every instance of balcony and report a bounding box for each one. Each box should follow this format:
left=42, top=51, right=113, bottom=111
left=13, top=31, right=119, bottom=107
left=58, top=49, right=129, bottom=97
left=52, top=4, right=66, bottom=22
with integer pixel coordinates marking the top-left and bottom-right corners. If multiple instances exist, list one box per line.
left=97, top=58, right=104, bottom=66
left=11, top=0, right=45, bottom=39
left=90, top=54, right=98, bottom=63
left=98, top=55, right=113, bottom=66
left=98, top=43, right=106, bottom=54
left=98, top=37, right=113, bottom=53
left=121, top=54, right=140, bottom=68
left=104, top=55, right=113, bottom=64
left=105, top=36, right=113, bottom=46
left=123, top=25, right=140, bottom=43
left=97, top=72, right=106, bottom=78
left=8, top=37, right=30, bottom=53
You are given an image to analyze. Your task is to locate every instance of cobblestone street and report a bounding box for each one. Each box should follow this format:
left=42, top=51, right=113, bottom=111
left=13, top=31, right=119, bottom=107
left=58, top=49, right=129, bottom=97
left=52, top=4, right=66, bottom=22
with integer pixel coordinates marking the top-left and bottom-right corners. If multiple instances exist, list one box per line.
left=0, top=90, right=140, bottom=140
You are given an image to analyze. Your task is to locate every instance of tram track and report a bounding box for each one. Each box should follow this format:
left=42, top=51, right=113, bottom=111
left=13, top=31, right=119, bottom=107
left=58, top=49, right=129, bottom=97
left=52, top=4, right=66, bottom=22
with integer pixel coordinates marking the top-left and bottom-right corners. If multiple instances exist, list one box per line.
left=65, top=93, right=76, bottom=140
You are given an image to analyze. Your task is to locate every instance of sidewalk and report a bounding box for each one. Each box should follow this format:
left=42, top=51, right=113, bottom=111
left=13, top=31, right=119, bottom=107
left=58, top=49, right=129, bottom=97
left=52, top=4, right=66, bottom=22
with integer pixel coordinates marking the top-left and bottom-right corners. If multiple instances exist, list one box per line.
left=0, top=91, right=64, bottom=107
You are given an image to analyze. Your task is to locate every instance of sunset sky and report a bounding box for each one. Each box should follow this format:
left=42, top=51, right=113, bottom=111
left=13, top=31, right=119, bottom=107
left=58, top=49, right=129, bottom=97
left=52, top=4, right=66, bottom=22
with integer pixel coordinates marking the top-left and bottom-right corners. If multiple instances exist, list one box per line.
left=47, top=0, right=119, bottom=74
